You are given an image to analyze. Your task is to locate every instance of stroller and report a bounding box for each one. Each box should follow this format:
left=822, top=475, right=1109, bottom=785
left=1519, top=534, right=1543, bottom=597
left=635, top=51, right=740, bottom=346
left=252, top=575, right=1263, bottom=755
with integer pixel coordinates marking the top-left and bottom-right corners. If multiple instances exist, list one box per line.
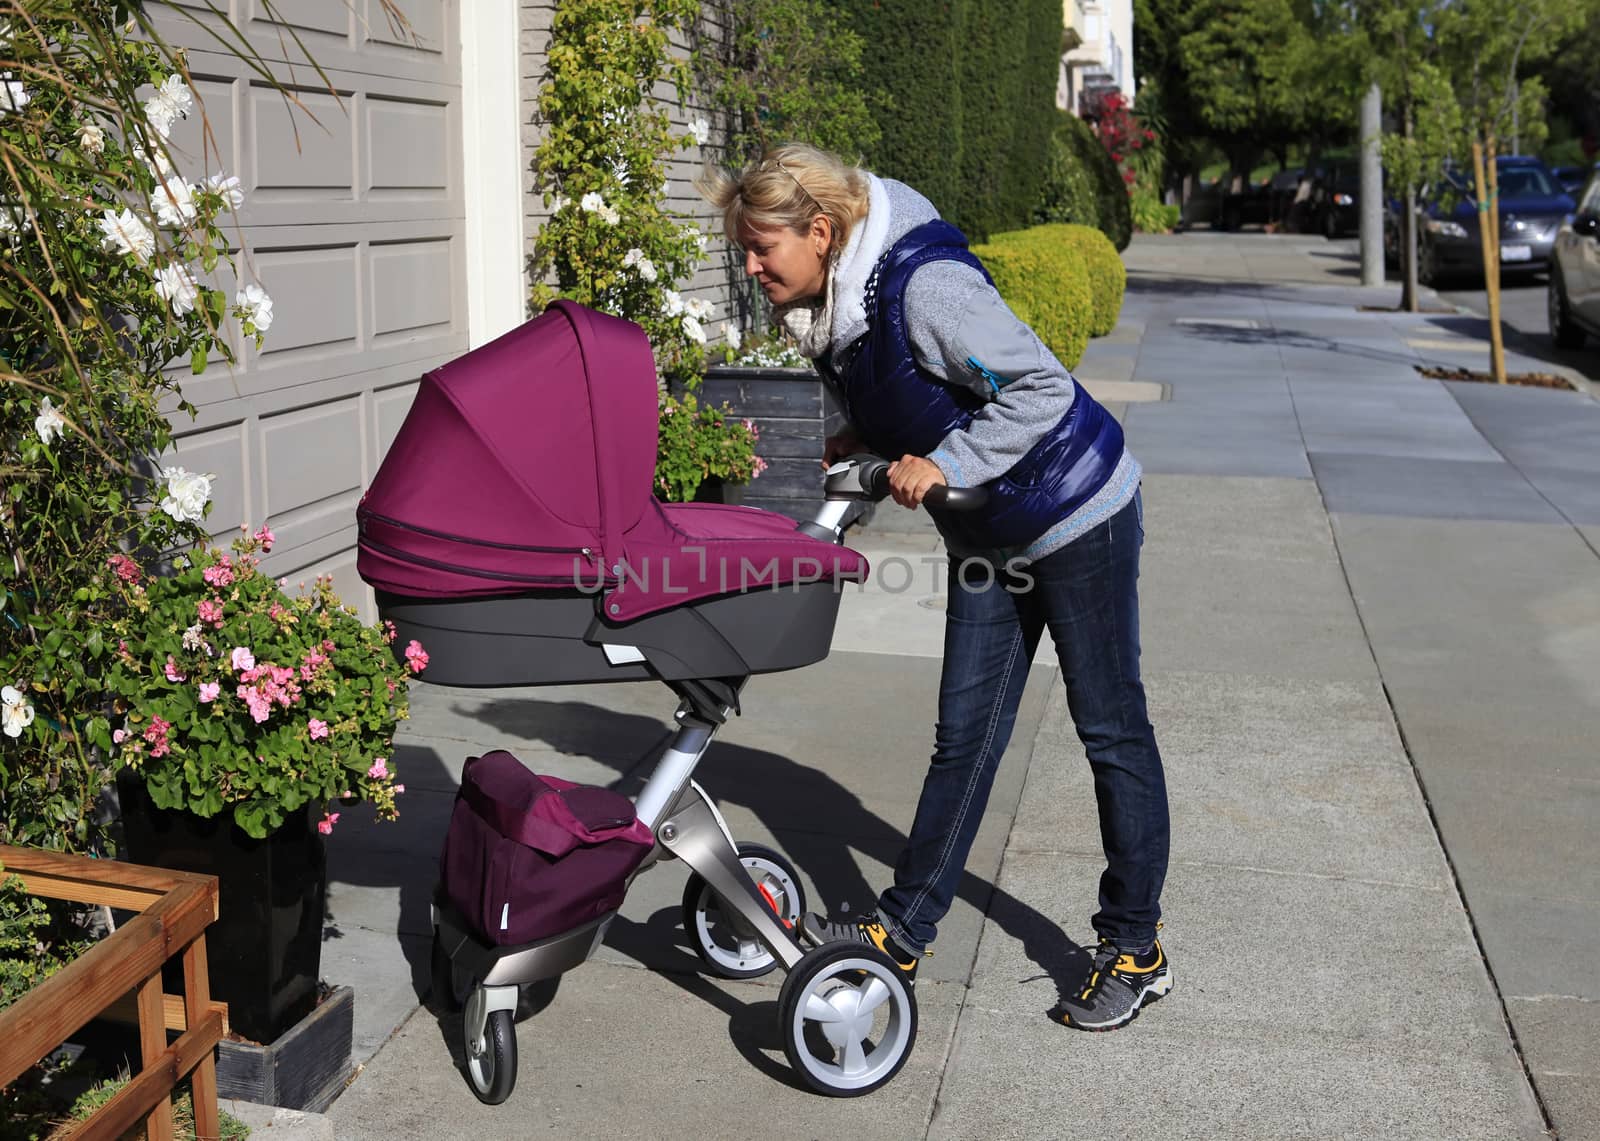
left=356, top=301, right=982, bottom=1100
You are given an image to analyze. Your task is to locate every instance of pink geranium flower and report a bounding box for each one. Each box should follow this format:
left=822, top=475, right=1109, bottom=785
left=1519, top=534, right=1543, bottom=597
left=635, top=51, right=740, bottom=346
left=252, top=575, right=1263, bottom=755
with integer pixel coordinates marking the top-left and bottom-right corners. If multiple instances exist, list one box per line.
left=108, top=553, right=142, bottom=584
left=198, top=681, right=220, bottom=703
left=317, top=812, right=339, bottom=835
left=308, top=718, right=329, bottom=740
left=197, top=599, right=224, bottom=627
left=203, top=558, right=235, bottom=588
left=231, top=646, right=255, bottom=672
left=254, top=524, right=275, bottom=551
left=368, top=756, right=388, bottom=779
left=404, top=639, right=428, bottom=674
left=164, top=655, right=186, bottom=682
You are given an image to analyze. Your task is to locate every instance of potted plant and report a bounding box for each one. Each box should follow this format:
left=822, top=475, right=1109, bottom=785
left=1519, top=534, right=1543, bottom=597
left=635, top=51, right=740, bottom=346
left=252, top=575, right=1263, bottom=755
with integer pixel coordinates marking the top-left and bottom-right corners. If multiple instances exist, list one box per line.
left=102, top=525, right=419, bottom=1047
left=702, top=336, right=849, bottom=520
left=655, top=391, right=767, bottom=504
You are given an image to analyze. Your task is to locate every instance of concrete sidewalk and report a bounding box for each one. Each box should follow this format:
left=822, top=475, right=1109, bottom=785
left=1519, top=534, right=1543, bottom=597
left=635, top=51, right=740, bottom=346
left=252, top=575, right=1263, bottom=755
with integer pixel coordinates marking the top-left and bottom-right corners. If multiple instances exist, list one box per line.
left=316, top=232, right=1593, bottom=1139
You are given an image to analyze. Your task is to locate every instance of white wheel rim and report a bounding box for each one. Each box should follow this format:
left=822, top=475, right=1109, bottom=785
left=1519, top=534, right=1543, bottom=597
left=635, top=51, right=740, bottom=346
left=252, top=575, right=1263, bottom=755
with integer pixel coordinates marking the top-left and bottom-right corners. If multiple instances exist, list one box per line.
left=788, top=955, right=912, bottom=1091
left=693, top=856, right=800, bottom=974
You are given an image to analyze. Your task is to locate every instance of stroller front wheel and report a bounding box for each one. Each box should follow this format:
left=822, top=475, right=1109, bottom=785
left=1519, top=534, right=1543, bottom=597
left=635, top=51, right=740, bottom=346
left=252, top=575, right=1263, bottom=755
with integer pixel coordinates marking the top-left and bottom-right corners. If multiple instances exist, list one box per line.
left=681, top=842, right=807, bottom=979
left=778, top=942, right=918, bottom=1096
left=462, top=989, right=518, bottom=1104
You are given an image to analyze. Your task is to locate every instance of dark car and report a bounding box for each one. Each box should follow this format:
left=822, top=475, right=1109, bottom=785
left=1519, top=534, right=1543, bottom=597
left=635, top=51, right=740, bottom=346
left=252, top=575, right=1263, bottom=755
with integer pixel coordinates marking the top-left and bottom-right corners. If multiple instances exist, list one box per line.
left=1417, top=156, right=1576, bottom=286
left=1548, top=167, right=1600, bottom=349
left=1309, top=168, right=1360, bottom=239
left=1552, top=164, right=1591, bottom=197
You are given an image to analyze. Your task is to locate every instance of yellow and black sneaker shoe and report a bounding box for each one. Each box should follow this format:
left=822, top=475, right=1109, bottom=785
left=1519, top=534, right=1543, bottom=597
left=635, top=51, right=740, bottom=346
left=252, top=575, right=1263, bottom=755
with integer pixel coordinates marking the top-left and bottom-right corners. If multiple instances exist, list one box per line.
left=799, top=912, right=926, bottom=986
left=1051, top=937, right=1172, bottom=1032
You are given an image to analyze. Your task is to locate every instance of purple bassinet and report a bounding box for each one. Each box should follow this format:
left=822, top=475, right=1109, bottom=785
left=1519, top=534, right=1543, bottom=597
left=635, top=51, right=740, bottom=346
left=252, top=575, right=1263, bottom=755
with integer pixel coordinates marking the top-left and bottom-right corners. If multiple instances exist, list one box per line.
left=357, top=301, right=867, bottom=687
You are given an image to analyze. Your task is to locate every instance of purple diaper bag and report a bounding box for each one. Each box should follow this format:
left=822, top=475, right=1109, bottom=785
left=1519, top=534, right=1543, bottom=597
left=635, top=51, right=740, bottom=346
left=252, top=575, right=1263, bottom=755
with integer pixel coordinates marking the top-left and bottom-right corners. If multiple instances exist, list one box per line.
left=440, top=750, right=655, bottom=946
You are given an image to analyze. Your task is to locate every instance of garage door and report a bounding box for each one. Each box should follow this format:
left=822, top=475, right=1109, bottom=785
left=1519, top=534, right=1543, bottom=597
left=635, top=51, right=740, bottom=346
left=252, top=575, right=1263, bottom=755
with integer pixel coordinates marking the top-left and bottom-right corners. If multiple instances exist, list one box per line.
left=155, top=1, right=465, bottom=614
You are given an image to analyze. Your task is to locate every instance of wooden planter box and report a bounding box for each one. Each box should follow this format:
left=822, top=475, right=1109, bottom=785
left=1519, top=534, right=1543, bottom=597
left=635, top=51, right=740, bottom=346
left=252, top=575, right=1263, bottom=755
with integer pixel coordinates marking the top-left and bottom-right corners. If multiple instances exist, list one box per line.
left=700, top=365, right=845, bottom=521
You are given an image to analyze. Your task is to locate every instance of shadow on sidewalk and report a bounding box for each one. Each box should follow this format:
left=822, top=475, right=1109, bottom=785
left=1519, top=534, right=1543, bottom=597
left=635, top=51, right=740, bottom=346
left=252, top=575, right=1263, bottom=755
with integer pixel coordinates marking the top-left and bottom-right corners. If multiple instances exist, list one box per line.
left=394, top=693, right=1090, bottom=1090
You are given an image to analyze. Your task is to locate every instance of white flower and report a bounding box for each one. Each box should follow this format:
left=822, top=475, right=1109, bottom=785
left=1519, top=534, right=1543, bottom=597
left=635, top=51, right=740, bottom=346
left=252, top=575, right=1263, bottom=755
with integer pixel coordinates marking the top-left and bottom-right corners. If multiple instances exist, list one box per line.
left=599, top=205, right=619, bottom=225
left=723, top=323, right=742, bottom=351
left=548, top=193, right=568, bottom=213
left=34, top=398, right=66, bottom=445
left=0, top=207, right=17, bottom=244
left=695, top=229, right=709, bottom=250
left=182, top=623, right=205, bottom=652
left=1, top=685, right=34, bottom=739
left=623, top=248, right=643, bottom=267
left=153, top=262, right=200, bottom=316
left=637, top=258, right=657, bottom=283
left=580, top=192, right=606, bottom=214
left=78, top=123, right=106, bottom=155
left=0, top=74, right=29, bottom=116
left=688, top=117, right=710, bottom=146
left=611, top=158, right=631, bottom=187
left=158, top=466, right=212, bottom=524
left=205, top=173, right=244, bottom=210
left=682, top=314, right=706, bottom=345
left=687, top=297, right=715, bottom=321
left=144, top=74, right=194, bottom=138
left=134, top=144, right=172, bottom=177
left=661, top=289, right=684, bottom=318
left=236, top=282, right=273, bottom=332
left=152, top=179, right=198, bottom=228
left=98, top=208, right=155, bottom=262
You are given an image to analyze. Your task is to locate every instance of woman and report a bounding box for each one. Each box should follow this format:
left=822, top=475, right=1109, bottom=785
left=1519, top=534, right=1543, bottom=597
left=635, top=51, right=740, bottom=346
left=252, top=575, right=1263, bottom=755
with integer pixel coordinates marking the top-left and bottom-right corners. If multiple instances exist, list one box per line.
left=698, top=144, right=1171, bottom=1031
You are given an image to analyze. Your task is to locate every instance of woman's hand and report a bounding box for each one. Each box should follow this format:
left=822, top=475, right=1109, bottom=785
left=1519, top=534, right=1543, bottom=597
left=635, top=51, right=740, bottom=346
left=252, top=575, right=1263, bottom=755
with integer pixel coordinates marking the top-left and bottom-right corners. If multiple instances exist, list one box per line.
left=823, top=431, right=866, bottom=467
left=887, top=455, right=947, bottom=509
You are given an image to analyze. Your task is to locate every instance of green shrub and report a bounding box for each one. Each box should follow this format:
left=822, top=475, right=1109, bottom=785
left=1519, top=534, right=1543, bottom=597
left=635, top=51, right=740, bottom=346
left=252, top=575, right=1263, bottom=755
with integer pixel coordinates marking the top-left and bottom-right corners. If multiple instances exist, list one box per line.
left=971, top=231, right=1094, bottom=370
left=1030, top=224, right=1126, bottom=336
left=1130, top=188, right=1182, bottom=234
left=1037, top=112, right=1133, bottom=252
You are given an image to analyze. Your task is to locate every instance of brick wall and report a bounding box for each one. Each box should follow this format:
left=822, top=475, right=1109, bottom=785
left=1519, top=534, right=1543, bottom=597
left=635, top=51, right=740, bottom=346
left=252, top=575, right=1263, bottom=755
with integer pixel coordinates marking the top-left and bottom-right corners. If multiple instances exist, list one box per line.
left=518, top=3, right=749, bottom=344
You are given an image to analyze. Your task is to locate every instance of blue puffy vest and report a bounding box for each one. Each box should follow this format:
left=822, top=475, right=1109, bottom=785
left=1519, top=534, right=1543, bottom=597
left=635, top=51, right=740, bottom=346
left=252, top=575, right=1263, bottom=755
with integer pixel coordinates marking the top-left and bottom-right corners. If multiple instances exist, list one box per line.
left=821, top=219, right=1125, bottom=550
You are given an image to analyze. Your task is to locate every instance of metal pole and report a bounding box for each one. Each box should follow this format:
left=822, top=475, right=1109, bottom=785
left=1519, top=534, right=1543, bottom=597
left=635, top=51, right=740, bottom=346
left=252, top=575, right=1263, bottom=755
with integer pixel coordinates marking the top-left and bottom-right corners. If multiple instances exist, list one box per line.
left=1359, top=81, right=1384, bottom=286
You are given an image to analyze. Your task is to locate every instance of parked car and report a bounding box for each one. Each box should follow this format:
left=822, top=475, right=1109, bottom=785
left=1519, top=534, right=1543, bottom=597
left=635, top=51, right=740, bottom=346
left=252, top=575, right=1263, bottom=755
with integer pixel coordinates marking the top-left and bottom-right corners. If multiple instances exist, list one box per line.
left=1308, top=167, right=1360, bottom=239
left=1552, top=164, right=1591, bottom=197
left=1416, top=156, right=1576, bottom=286
left=1548, top=167, right=1600, bottom=349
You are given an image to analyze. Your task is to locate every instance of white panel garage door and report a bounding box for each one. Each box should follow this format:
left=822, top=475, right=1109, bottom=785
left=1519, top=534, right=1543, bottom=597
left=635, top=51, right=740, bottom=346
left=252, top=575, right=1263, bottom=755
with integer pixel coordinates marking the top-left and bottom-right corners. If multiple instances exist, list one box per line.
left=155, top=1, right=465, bottom=613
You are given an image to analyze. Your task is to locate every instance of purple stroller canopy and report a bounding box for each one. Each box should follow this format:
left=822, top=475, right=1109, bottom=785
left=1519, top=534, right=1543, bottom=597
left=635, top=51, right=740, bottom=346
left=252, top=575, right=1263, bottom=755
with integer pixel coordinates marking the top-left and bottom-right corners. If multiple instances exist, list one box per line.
left=358, top=301, right=866, bottom=619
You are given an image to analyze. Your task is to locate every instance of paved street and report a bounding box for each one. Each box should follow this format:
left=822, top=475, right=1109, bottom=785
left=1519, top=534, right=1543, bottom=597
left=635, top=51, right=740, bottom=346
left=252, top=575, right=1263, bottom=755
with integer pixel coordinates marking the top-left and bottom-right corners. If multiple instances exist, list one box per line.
left=308, top=232, right=1593, bottom=1141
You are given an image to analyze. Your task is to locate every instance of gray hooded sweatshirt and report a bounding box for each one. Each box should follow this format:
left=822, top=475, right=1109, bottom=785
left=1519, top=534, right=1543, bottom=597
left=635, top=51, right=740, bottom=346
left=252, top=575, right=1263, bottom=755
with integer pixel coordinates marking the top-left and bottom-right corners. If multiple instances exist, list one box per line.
left=782, top=174, right=1140, bottom=564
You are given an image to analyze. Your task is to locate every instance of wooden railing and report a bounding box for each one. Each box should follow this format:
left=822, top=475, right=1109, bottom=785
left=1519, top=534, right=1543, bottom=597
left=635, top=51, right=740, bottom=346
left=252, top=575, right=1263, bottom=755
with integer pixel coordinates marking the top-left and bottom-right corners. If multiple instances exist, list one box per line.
left=0, top=844, right=227, bottom=1141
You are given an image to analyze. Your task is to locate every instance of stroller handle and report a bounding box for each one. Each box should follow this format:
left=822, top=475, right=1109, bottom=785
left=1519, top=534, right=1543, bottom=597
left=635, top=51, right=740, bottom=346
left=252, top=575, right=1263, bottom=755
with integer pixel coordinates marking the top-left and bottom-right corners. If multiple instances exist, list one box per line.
left=826, top=454, right=989, bottom=511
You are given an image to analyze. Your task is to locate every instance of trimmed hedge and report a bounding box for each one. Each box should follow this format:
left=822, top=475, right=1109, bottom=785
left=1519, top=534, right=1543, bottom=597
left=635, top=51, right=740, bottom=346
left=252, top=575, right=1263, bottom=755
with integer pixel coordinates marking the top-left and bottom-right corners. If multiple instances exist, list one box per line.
left=1036, top=111, right=1132, bottom=252
left=972, top=232, right=1094, bottom=371
left=842, top=0, right=1062, bottom=242
left=1032, top=223, right=1126, bottom=336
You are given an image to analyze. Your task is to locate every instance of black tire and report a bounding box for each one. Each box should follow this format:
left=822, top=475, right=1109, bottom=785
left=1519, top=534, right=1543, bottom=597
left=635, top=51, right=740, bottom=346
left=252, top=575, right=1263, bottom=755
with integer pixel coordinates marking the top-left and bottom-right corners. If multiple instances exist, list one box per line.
left=464, top=1007, right=517, bottom=1105
left=1323, top=210, right=1339, bottom=240
left=431, top=930, right=465, bottom=1013
left=1549, top=273, right=1587, bottom=349
left=681, top=841, right=806, bottom=980
left=778, top=942, right=918, bottom=1097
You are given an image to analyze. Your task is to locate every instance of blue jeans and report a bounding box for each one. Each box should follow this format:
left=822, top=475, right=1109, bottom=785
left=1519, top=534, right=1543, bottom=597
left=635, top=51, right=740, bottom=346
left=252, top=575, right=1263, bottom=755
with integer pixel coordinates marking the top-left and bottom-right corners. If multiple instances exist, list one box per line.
left=877, top=493, right=1169, bottom=952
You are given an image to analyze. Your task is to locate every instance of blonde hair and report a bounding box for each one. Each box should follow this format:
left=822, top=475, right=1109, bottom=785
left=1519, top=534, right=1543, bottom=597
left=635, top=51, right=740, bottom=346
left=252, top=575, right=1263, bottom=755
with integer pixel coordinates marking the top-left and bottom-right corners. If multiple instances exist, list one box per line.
left=696, top=143, right=871, bottom=257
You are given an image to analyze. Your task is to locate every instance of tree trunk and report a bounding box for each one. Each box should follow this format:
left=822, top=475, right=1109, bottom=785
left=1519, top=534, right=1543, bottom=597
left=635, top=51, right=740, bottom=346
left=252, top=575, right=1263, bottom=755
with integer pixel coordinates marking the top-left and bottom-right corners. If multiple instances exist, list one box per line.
left=1473, top=140, right=1508, bottom=383
left=1400, top=104, right=1419, bottom=312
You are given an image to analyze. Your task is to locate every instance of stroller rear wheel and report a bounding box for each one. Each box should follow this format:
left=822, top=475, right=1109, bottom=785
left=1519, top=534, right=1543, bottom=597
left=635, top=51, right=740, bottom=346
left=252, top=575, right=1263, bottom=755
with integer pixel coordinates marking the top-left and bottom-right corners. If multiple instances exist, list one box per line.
left=778, top=942, right=918, bottom=1096
left=462, top=987, right=517, bottom=1104
left=681, top=842, right=806, bottom=979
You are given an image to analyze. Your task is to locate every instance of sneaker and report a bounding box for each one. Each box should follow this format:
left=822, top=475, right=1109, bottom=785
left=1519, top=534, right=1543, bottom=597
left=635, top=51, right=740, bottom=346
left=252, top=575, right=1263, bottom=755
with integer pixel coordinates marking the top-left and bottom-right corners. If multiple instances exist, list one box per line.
left=799, top=912, right=925, bottom=985
left=1052, top=937, right=1172, bottom=1032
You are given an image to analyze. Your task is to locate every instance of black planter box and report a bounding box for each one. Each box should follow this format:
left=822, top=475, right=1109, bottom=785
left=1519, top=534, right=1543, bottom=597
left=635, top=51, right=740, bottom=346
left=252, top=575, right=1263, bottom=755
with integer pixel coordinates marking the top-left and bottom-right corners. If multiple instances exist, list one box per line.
left=701, top=364, right=846, bottom=521
left=215, top=985, right=354, bottom=1113
left=117, top=774, right=327, bottom=1046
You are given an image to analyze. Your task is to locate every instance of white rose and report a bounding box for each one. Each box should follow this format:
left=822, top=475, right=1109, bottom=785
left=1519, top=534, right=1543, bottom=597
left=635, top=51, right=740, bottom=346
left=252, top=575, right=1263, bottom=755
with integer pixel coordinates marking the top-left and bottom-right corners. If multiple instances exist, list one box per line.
left=236, top=282, right=273, bottom=332
left=153, top=262, right=200, bottom=316
left=661, top=289, right=684, bottom=318
left=206, top=173, right=244, bottom=210
left=159, top=466, right=212, bottom=524
left=682, top=315, right=706, bottom=345
left=78, top=123, right=106, bottom=155
left=580, top=191, right=606, bottom=214
left=144, top=74, right=193, bottom=139
left=98, top=208, right=155, bottom=262
left=637, top=257, right=657, bottom=283
left=723, top=323, right=742, bottom=351
left=688, top=117, right=710, bottom=146
left=2, top=685, right=34, bottom=739
left=34, top=397, right=66, bottom=445
left=0, top=73, right=29, bottom=116
left=623, top=247, right=643, bottom=267
left=135, top=144, right=173, bottom=177
left=688, top=297, right=715, bottom=320
left=599, top=205, right=619, bottom=225
left=153, top=179, right=198, bottom=228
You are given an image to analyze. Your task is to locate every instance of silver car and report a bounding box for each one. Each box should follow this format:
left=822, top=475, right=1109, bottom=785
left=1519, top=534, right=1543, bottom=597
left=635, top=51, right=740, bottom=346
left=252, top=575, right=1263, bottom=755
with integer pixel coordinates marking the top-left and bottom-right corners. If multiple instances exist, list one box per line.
left=1549, top=165, right=1600, bottom=349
